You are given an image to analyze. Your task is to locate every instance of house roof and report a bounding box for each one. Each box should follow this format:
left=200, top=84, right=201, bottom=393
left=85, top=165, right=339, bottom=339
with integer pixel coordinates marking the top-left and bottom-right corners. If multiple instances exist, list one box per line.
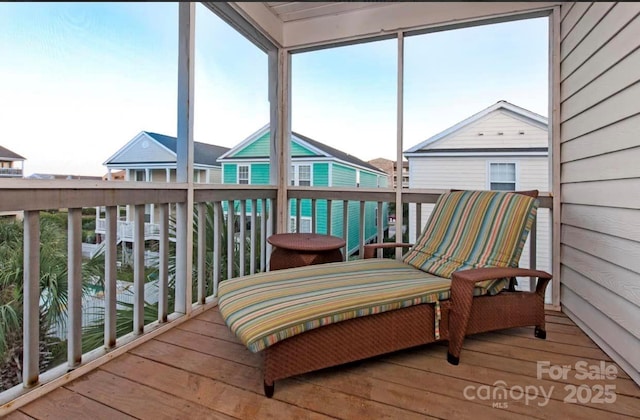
left=217, top=124, right=386, bottom=175
left=404, top=100, right=548, bottom=154
left=144, top=132, right=230, bottom=166
left=291, top=131, right=385, bottom=174
left=0, top=145, right=25, bottom=161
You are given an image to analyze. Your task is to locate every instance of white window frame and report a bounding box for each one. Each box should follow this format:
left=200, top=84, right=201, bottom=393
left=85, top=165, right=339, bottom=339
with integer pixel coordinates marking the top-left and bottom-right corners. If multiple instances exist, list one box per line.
left=238, top=164, right=250, bottom=185
left=289, top=216, right=312, bottom=233
left=486, top=161, right=519, bottom=191
left=290, top=163, right=313, bottom=187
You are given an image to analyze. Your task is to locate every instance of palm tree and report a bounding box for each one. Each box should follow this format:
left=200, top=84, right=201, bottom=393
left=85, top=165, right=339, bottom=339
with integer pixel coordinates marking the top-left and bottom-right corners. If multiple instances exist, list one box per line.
left=80, top=202, right=265, bottom=351
left=0, top=216, right=97, bottom=391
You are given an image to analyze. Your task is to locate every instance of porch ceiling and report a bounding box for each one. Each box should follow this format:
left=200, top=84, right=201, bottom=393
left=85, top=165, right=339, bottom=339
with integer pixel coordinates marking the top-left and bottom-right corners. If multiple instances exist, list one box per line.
left=232, top=1, right=562, bottom=50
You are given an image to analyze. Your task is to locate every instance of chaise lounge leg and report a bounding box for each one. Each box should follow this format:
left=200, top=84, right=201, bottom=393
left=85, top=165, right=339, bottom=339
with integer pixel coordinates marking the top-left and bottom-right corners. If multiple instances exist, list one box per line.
left=264, top=380, right=274, bottom=398
left=447, top=352, right=460, bottom=365
left=534, top=326, right=547, bottom=339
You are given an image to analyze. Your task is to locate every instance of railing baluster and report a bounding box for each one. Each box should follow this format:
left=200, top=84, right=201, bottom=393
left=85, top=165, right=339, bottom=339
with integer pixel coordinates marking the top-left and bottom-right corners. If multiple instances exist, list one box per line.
left=266, top=199, right=274, bottom=271
left=311, top=198, right=317, bottom=234
left=105, top=206, right=117, bottom=346
left=250, top=199, right=257, bottom=275
left=213, top=201, right=222, bottom=296
left=239, top=200, right=246, bottom=277
left=359, top=201, right=365, bottom=258
left=227, top=200, right=235, bottom=279
left=133, top=204, right=145, bottom=335
left=377, top=201, right=383, bottom=258
left=197, top=202, right=206, bottom=304
left=23, top=210, right=40, bottom=387
left=529, top=212, right=538, bottom=292
left=327, top=199, right=333, bottom=236
left=415, top=203, right=422, bottom=240
left=295, top=199, right=301, bottom=233
left=158, top=203, right=169, bottom=322
left=67, top=208, right=83, bottom=367
left=342, top=200, right=348, bottom=261
left=260, top=199, right=266, bottom=272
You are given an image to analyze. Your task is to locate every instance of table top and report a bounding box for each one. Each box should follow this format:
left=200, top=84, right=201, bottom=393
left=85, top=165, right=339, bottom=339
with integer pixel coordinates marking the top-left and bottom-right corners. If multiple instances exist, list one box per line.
left=267, top=233, right=346, bottom=252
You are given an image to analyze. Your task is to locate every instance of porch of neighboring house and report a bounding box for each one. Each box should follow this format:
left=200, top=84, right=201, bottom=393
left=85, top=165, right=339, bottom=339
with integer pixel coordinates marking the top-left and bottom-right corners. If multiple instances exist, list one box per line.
left=8, top=308, right=638, bottom=420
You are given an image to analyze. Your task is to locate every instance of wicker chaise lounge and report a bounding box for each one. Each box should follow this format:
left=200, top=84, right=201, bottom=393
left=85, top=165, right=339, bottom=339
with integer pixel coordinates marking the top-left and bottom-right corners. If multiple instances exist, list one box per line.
left=218, top=190, right=552, bottom=398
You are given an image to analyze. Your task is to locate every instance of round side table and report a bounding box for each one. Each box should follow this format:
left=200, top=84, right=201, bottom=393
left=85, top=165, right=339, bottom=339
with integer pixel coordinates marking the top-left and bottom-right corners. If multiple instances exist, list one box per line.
left=267, top=233, right=346, bottom=271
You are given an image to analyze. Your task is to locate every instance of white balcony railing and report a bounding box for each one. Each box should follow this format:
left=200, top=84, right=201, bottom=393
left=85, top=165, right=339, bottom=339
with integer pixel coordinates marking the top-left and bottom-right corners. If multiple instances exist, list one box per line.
left=0, top=168, right=23, bottom=177
left=0, top=181, right=551, bottom=407
left=95, top=218, right=162, bottom=242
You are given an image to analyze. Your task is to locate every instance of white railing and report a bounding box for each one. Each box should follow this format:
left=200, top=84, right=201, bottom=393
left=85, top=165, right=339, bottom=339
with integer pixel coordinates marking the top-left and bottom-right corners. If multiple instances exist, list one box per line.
left=95, top=218, right=162, bottom=242
left=0, top=181, right=551, bottom=407
left=0, top=168, right=23, bottom=177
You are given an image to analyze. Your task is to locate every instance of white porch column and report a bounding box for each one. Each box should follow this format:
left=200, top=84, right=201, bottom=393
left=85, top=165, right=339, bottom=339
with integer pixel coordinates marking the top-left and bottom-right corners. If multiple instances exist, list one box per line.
left=175, top=2, right=195, bottom=314
left=395, top=33, right=405, bottom=259
left=270, top=48, right=291, bottom=234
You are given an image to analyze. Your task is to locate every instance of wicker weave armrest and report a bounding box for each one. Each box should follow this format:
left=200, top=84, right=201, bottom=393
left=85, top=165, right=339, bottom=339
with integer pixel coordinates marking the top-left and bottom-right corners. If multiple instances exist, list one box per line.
left=452, top=267, right=552, bottom=283
left=363, top=243, right=413, bottom=259
left=447, top=266, right=553, bottom=365
left=452, top=267, right=552, bottom=297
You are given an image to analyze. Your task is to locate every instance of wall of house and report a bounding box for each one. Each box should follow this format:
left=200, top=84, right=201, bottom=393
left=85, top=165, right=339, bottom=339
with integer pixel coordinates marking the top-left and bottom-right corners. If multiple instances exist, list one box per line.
left=109, top=136, right=175, bottom=164
left=223, top=164, right=238, bottom=183
left=559, top=1, right=640, bottom=385
left=408, top=155, right=551, bottom=295
left=331, top=163, right=357, bottom=188
left=432, top=110, right=548, bottom=149
left=313, top=163, right=329, bottom=186
left=360, top=171, right=378, bottom=187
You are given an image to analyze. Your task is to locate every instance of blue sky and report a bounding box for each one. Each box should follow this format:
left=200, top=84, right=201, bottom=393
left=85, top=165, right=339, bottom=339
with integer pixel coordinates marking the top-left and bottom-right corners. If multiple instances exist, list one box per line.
left=0, top=3, right=548, bottom=176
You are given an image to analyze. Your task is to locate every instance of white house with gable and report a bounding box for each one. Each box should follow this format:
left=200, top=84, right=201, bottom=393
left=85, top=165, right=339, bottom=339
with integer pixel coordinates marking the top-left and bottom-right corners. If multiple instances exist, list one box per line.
left=404, top=100, right=550, bottom=294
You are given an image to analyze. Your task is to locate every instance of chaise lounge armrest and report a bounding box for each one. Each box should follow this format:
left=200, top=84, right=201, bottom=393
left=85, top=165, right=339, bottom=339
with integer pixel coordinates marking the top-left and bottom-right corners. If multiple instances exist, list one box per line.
left=363, top=242, right=413, bottom=259
left=451, top=266, right=552, bottom=297
left=447, top=266, right=553, bottom=365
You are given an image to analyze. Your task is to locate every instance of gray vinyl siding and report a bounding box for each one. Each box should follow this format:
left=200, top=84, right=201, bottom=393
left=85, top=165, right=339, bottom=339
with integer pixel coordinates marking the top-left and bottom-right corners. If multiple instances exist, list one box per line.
left=559, top=2, right=640, bottom=385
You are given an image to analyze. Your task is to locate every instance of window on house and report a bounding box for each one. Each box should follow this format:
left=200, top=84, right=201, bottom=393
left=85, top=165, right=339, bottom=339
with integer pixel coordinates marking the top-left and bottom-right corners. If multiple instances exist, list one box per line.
left=290, top=164, right=312, bottom=186
left=135, top=170, right=145, bottom=182
left=290, top=217, right=312, bottom=233
left=238, top=165, right=249, bottom=184
left=298, top=165, right=311, bottom=186
left=490, top=163, right=516, bottom=191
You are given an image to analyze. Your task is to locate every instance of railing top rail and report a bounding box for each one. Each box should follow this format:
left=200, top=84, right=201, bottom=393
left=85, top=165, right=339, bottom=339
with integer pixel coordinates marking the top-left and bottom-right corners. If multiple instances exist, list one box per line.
left=0, top=179, right=188, bottom=190
left=194, top=185, right=277, bottom=202
left=288, top=187, right=553, bottom=209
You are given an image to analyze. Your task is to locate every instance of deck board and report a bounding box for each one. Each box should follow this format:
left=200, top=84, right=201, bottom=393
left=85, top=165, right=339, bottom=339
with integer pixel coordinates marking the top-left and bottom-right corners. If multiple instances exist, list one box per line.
left=9, top=308, right=640, bottom=419
left=18, top=387, right=134, bottom=420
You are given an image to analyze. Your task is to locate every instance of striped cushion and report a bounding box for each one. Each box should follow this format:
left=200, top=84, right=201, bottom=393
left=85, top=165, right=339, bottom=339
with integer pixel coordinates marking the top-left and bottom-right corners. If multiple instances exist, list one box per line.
left=403, top=190, right=538, bottom=294
left=218, top=259, right=451, bottom=352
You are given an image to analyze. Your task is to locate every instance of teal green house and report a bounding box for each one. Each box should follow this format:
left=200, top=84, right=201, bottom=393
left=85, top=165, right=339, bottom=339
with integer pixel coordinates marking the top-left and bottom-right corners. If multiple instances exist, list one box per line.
left=217, top=124, right=390, bottom=256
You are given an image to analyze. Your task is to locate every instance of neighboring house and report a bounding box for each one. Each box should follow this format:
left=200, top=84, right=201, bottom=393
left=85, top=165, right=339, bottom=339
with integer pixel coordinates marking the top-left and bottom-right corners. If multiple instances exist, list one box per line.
left=97, top=131, right=230, bottom=243
left=103, top=131, right=229, bottom=184
left=404, top=100, right=550, bottom=290
left=0, top=145, right=25, bottom=179
left=368, top=157, right=409, bottom=188
left=0, top=145, right=25, bottom=220
left=218, top=124, right=390, bottom=256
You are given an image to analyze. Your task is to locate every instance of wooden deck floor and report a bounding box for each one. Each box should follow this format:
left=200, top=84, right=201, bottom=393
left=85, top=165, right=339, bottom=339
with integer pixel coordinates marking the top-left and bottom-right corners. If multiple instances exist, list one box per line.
left=6, top=308, right=640, bottom=419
